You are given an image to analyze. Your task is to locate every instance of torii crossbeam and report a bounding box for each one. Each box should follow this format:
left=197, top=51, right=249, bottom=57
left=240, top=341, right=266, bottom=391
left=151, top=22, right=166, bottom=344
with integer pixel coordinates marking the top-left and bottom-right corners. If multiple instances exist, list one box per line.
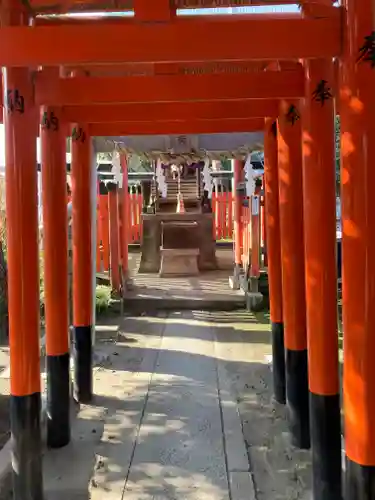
left=0, top=14, right=341, bottom=66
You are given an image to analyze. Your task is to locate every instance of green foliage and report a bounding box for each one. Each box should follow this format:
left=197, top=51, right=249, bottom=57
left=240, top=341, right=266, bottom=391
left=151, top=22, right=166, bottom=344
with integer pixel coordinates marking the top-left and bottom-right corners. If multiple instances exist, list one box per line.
left=40, top=281, right=114, bottom=318
left=221, top=159, right=232, bottom=171
left=96, top=285, right=112, bottom=314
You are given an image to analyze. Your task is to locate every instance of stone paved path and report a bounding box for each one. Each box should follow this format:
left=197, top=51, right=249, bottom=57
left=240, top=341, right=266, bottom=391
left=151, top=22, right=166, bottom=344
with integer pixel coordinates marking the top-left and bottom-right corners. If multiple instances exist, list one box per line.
left=37, top=310, right=313, bottom=500
left=42, top=312, right=254, bottom=500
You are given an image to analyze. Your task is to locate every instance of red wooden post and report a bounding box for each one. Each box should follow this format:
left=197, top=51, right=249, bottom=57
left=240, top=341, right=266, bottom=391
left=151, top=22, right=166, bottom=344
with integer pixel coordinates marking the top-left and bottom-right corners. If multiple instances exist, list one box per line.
left=95, top=181, right=101, bottom=272
left=220, top=191, right=226, bottom=240
left=118, top=189, right=123, bottom=260
left=278, top=100, right=310, bottom=449
left=340, top=0, right=375, bottom=493
left=250, top=183, right=261, bottom=279
left=228, top=191, right=233, bottom=241
left=232, top=159, right=243, bottom=286
left=41, top=104, right=70, bottom=449
left=71, top=121, right=93, bottom=404
left=224, top=191, right=229, bottom=240
left=3, top=13, right=43, bottom=489
left=98, top=182, right=109, bottom=272
left=211, top=192, right=217, bottom=239
left=96, top=207, right=101, bottom=273
left=120, top=154, right=129, bottom=284
left=138, top=192, right=143, bottom=242
left=302, top=55, right=341, bottom=500
left=264, top=118, right=285, bottom=404
left=242, top=204, right=250, bottom=270
left=261, top=180, right=268, bottom=267
left=107, top=182, right=121, bottom=293
left=131, top=190, right=136, bottom=243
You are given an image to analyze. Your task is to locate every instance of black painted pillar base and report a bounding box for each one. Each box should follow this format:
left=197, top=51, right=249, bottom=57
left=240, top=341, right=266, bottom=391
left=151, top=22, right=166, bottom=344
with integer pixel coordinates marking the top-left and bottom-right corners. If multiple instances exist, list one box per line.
left=11, top=393, right=44, bottom=500
left=73, top=325, right=92, bottom=403
left=345, top=459, right=375, bottom=500
left=46, top=352, right=71, bottom=448
left=285, top=348, right=310, bottom=449
left=271, top=322, right=286, bottom=404
left=310, top=393, right=342, bottom=500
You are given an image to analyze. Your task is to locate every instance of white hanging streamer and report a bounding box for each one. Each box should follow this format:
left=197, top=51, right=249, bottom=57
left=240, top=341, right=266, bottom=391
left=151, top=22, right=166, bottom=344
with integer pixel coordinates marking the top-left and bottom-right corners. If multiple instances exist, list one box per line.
left=111, top=151, right=123, bottom=188
left=156, top=158, right=167, bottom=198
left=244, top=154, right=255, bottom=197
left=202, top=157, right=213, bottom=199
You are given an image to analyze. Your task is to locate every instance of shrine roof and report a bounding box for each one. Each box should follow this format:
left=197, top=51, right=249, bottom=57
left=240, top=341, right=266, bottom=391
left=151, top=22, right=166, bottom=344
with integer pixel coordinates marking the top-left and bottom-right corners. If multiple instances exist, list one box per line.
left=96, top=131, right=264, bottom=162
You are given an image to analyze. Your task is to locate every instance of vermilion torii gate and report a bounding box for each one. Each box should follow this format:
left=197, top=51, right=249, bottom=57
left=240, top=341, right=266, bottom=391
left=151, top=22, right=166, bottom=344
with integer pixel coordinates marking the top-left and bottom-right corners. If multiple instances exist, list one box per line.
left=1, top=1, right=374, bottom=499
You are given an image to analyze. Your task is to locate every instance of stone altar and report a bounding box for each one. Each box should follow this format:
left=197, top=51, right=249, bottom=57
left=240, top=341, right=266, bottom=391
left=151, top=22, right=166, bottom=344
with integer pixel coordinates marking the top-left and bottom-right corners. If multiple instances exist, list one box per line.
left=139, top=212, right=218, bottom=274
left=160, top=221, right=199, bottom=277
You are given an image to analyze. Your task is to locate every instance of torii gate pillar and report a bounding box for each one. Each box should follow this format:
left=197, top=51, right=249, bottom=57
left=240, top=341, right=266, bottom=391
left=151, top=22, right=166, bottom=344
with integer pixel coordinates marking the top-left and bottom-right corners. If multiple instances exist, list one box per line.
left=264, top=118, right=285, bottom=405
left=302, top=58, right=341, bottom=499
left=1, top=1, right=44, bottom=497
left=231, top=159, right=244, bottom=289
left=341, top=0, right=375, bottom=495
left=71, top=123, right=93, bottom=403
left=40, top=106, right=71, bottom=449
left=277, top=101, right=310, bottom=450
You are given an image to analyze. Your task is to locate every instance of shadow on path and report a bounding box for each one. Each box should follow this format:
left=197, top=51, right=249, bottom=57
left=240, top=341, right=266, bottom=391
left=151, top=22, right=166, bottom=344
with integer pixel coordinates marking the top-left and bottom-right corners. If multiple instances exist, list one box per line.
left=37, top=311, right=312, bottom=500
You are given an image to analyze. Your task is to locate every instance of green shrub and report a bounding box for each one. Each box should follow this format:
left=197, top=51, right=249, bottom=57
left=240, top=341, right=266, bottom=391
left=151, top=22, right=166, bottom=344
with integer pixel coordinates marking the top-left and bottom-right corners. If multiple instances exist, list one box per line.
left=96, top=285, right=112, bottom=314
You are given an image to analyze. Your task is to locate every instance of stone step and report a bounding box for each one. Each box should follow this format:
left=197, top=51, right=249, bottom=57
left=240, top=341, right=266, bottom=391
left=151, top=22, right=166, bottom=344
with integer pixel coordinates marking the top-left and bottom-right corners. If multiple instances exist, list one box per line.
left=122, top=294, right=246, bottom=312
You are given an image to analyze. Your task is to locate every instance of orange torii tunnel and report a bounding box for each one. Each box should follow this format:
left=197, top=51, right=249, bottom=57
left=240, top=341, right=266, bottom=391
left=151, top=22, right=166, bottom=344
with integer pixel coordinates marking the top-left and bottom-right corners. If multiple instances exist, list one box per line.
left=1, top=0, right=374, bottom=499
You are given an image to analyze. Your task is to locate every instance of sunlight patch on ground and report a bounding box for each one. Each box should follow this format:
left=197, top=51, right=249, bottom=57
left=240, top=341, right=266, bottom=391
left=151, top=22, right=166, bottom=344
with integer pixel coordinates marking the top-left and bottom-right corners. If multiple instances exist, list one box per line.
left=96, top=325, right=119, bottom=332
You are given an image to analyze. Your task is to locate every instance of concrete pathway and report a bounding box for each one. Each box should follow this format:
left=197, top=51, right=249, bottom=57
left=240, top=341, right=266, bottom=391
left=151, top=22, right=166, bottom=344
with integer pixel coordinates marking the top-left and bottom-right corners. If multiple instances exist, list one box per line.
left=42, top=312, right=254, bottom=500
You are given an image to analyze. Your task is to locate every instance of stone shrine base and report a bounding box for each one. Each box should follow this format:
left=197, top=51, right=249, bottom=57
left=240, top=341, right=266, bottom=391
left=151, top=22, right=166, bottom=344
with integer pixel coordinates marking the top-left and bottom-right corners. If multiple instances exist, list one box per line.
left=139, top=212, right=217, bottom=274
left=160, top=248, right=199, bottom=277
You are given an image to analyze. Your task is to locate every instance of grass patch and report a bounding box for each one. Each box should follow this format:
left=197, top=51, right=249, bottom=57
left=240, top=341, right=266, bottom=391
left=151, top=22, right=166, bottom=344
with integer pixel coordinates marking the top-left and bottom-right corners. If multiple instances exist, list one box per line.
left=96, top=285, right=112, bottom=314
